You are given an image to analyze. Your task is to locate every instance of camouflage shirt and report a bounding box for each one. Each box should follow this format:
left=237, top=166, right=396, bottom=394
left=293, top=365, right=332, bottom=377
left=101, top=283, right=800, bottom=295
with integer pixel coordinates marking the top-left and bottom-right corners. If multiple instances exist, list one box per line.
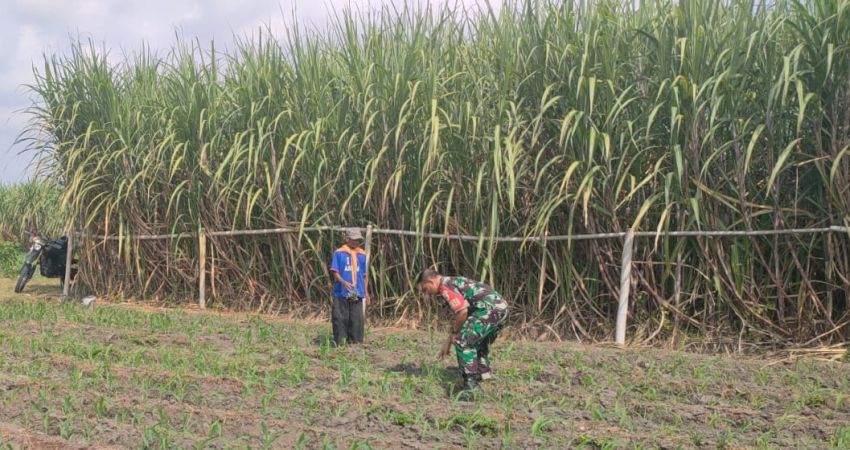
left=439, top=276, right=508, bottom=314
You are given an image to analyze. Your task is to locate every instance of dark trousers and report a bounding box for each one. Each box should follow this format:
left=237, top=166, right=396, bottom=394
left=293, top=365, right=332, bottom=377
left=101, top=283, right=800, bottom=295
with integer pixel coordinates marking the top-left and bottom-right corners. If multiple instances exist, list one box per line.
left=331, top=296, right=364, bottom=345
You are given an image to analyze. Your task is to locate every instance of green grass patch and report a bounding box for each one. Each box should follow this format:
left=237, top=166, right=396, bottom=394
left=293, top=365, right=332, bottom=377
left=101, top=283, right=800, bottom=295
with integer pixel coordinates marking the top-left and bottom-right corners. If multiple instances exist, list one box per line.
left=0, top=277, right=847, bottom=449
left=0, top=241, right=23, bottom=278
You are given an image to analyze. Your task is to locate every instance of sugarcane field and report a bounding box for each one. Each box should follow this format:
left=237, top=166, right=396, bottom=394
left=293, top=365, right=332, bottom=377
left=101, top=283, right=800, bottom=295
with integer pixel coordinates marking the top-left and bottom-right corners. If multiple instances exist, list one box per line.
left=0, top=0, right=849, bottom=448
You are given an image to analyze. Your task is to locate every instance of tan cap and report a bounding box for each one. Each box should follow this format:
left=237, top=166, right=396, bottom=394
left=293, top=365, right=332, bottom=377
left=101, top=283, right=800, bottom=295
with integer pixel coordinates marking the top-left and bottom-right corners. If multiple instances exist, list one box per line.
left=345, top=228, right=364, bottom=241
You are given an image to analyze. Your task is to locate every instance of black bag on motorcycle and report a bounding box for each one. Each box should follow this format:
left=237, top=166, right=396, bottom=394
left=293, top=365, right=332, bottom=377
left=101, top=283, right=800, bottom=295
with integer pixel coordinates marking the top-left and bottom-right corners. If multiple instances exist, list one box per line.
left=39, top=237, right=68, bottom=277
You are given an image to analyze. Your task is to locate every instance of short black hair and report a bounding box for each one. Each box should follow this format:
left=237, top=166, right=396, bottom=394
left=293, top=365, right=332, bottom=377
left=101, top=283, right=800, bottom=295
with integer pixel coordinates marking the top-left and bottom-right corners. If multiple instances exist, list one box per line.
left=416, top=268, right=440, bottom=285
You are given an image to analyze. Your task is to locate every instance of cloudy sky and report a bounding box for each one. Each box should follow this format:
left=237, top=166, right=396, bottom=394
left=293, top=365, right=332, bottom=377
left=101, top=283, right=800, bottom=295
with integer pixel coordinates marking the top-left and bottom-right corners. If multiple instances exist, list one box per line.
left=0, top=0, right=495, bottom=183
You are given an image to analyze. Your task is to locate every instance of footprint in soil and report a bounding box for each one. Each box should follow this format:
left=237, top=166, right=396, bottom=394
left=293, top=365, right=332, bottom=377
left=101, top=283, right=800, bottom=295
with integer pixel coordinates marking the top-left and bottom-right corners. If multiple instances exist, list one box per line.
left=309, top=332, right=376, bottom=348
left=386, top=362, right=423, bottom=376
left=386, top=362, right=458, bottom=380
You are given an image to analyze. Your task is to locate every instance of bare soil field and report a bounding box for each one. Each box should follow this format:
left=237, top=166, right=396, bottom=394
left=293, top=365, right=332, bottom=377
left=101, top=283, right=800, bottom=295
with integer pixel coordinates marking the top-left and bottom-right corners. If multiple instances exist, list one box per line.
left=0, top=278, right=848, bottom=449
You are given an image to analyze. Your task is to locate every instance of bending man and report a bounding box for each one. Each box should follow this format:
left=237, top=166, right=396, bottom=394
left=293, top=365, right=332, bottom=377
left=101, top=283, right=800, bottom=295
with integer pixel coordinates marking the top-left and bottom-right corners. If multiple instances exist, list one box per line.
left=416, top=269, right=508, bottom=400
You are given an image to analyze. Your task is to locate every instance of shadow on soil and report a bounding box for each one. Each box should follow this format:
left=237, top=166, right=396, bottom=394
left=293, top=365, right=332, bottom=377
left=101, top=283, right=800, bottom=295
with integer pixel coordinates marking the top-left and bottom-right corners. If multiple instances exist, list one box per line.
left=17, top=281, right=63, bottom=298
left=310, top=331, right=368, bottom=348
left=312, top=332, right=334, bottom=347
left=386, top=362, right=462, bottom=397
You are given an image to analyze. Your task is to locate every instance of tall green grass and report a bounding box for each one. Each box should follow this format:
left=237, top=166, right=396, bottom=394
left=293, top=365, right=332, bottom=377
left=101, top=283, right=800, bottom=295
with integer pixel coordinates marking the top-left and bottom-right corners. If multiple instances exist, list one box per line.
left=24, top=0, right=850, bottom=345
left=0, top=181, right=64, bottom=242
left=0, top=241, right=24, bottom=277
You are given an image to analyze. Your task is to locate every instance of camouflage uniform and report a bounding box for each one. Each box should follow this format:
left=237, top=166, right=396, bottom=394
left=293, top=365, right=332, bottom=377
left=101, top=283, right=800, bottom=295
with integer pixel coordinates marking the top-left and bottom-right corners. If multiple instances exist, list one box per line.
left=439, top=276, right=508, bottom=377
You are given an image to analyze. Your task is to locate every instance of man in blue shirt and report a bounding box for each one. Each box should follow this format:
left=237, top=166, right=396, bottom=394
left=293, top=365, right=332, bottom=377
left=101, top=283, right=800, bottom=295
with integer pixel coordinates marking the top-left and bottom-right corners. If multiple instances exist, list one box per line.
left=328, top=228, right=369, bottom=345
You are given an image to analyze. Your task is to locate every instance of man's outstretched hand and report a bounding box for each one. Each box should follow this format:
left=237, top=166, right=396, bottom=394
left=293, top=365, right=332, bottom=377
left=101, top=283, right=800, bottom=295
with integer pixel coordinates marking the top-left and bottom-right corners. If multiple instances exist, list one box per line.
left=436, top=334, right=455, bottom=360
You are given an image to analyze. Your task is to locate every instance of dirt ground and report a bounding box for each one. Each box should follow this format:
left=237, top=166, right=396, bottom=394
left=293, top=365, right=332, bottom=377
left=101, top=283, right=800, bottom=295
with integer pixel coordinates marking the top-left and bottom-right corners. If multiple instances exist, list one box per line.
left=0, top=277, right=849, bottom=449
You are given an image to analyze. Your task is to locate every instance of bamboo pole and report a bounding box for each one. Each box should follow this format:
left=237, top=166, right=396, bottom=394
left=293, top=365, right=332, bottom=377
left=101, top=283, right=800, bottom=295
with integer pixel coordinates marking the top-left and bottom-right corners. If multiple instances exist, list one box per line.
left=83, top=226, right=845, bottom=243
left=537, top=231, right=548, bottom=314
left=208, top=226, right=349, bottom=237
left=62, top=230, right=74, bottom=299
left=198, top=228, right=207, bottom=309
left=616, top=229, right=635, bottom=346
left=363, top=225, right=373, bottom=320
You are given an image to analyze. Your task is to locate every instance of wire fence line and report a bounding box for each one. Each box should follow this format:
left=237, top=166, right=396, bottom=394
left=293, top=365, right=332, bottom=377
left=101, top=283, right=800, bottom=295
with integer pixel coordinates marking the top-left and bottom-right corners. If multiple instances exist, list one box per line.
left=65, top=224, right=850, bottom=346
left=76, top=224, right=850, bottom=242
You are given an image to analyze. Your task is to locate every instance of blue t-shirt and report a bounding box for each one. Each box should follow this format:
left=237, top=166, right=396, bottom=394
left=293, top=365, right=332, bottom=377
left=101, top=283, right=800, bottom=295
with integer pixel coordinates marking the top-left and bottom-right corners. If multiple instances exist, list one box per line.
left=329, top=245, right=368, bottom=299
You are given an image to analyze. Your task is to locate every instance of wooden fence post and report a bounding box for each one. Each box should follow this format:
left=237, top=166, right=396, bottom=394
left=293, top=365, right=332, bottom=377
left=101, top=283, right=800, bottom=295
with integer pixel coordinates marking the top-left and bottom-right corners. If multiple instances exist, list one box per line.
left=536, top=231, right=548, bottom=314
left=199, top=228, right=207, bottom=309
left=62, top=230, right=74, bottom=299
left=363, top=225, right=373, bottom=319
left=616, top=229, right=635, bottom=346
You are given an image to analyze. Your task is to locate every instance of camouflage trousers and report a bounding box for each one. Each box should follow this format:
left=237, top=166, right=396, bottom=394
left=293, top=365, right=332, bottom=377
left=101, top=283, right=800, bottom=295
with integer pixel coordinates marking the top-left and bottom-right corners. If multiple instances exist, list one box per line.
left=453, top=306, right=507, bottom=376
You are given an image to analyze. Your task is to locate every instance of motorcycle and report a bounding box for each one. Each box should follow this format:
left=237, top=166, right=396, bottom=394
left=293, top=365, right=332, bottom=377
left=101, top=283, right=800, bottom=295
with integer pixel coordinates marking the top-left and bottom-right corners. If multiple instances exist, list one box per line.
left=14, top=232, right=78, bottom=293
